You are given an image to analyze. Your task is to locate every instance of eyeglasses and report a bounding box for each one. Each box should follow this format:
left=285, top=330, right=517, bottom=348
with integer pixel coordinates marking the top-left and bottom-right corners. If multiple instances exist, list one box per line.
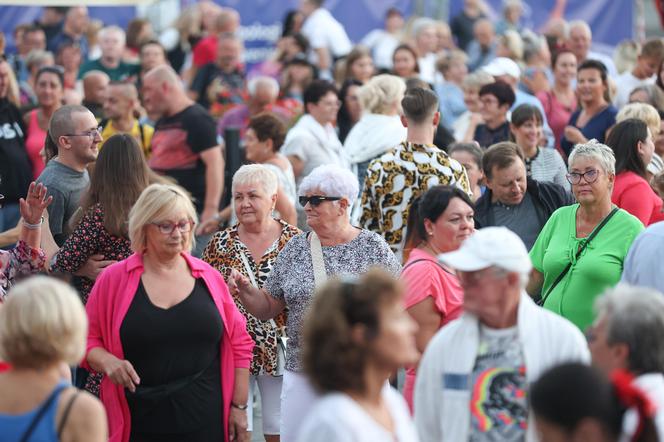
left=151, top=220, right=194, bottom=235
left=566, top=169, right=600, bottom=185
left=64, top=126, right=102, bottom=141
left=299, top=195, right=342, bottom=207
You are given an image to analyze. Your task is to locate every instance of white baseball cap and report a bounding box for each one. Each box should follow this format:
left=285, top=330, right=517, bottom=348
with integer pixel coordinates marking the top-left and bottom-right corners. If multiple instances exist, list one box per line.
left=482, top=57, right=521, bottom=79
left=438, top=227, right=532, bottom=274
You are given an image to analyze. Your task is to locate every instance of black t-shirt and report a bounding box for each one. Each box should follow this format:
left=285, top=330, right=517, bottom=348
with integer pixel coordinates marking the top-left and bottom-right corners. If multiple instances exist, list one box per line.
left=148, top=104, right=218, bottom=213
left=121, top=278, right=224, bottom=440
left=0, top=99, right=32, bottom=203
left=190, top=63, right=245, bottom=112
left=474, top=121, right=511, bottom=149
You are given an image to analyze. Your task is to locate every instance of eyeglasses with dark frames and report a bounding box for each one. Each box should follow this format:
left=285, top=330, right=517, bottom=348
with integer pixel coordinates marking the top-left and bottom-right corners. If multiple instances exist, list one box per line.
left=566, top=169, right=600, bottom=185
left=151, top=220, right=194, bottom=235
left=298, top=195, right=342, bottom=207
left=64, top=126, right=103, bottom=141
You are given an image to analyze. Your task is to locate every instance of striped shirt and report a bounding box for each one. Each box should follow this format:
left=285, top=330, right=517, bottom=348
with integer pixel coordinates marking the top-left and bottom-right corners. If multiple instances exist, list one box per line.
left=525, top=147, right=570, bottom=191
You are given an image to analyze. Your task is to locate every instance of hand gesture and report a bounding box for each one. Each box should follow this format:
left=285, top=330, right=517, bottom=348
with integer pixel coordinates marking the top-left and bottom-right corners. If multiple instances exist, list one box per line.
left=103, top=354, right=140, bottom=393
left=229, top=407, right=249, bottom=441
left=228, top=268, right=251, bottom=297
left=19, top=182, right=53, bottom=225
left=74, top=255, right=117, bottom=281
left=564, top=126, right=586, bottom=144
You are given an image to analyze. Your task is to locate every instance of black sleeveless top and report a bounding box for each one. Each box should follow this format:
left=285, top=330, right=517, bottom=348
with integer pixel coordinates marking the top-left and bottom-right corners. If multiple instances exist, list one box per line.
left=121, top=278, right=224, bottom=441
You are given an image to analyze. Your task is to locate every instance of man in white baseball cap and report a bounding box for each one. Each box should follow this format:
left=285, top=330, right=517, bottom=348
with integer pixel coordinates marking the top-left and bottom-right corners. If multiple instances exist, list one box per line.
left=482, top=56, right=555, bottom=148
left=414, top=227, right=589, bottom=442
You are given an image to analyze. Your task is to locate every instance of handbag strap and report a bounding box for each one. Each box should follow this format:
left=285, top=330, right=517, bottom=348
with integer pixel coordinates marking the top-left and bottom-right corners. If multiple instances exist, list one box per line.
left=537, top=207, right=619, bottom=306
left=309, top=231, right=328, bottom=288
left=239, top=251, right=279, bottom=329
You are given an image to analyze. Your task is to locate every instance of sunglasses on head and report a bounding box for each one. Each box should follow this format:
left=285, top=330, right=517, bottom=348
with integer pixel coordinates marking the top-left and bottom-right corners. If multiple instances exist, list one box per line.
left=298, top=195, right=342, bottom=207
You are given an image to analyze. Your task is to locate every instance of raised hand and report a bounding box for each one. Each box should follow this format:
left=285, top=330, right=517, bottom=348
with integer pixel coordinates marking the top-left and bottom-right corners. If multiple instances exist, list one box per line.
left=19, top=182, right=53, bottom=225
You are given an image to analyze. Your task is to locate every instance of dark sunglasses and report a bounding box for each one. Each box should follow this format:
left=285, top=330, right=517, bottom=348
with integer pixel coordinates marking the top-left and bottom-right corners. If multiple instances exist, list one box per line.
left=298, top=195, right=342, bottom=207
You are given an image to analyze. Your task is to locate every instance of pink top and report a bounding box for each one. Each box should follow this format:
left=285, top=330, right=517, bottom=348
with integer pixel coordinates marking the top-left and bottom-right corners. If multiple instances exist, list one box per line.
left=24, top=110, right=46, bottom=179
left=400, top=248, right=464, bottom=411
left=612, top=171, right=664, bottom=226
left=83, top=252, right=254, bottom=442
left=536, top=90, right=577, bottom=154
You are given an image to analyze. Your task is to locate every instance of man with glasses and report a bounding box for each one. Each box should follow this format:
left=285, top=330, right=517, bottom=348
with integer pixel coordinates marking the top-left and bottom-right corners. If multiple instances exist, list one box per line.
left=37, top=105, right=101, bottom=246
left=415, top=227, right=589, bottom=442
left=474, top=142, right=573, bottom=249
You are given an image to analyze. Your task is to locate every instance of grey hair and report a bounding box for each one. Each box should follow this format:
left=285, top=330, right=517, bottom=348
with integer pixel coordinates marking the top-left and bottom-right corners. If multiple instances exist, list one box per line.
left=48, top=104, right=92, bottom=146
left=231, top=164, right=278, bottom=196
left=462, top=71, right=494, bottom=90
left=299, top=165, right=359, bottom=208
left=567, top=19, right=592, bottom=39
left=25, top=50, right=54, bottom=71
left=411, top=17, right=436, bottom=38
left=595, top=284, right=664, bottom=374
left=493, top=266, right=529, bottom=288
left=568, top=139, right=616, bottom=175
left=247, top=76, right=280, bottom=98
left=99, top=25, right=126, bottom=44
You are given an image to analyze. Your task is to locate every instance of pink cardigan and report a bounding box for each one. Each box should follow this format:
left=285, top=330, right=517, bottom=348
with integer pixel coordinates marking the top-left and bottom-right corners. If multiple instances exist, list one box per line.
left=83, top=252, right=254, bottom=442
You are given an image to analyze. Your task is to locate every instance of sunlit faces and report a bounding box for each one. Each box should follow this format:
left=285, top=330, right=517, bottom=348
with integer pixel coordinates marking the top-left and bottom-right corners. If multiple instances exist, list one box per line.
left=567, top=156, right=613, bottom=204
left=232, top=182, right=276, bottom=225
left=103, top=85, right=133, bottom=120
left=511, top=118, right=542, bottom=151
left=553, top=52, right=577, bottom=86
left=486, top=159, right=527, bottom=206
left=244, top=128, right=273, bottom=163
left=35, top=71, right=64, bottom=108
left=302, top=188, right=346, bottom=229
left=67, top=111, right=102, bottom=164
left=393, top=48, right=418, bottom=78
left=100, top=29, right=125, bottom=61
left=424, top=197, right=475, bottom=253
left=140, top=43, right=166, bottom=71
left=307, top=91, right=340, bottom=125
left=350, top=55, right=374, bottom=84
left=146, top=210, right=193, bottom=255
left=576, top=68, right=606, bottom=105
left=479, top=93, right=509, bottom=127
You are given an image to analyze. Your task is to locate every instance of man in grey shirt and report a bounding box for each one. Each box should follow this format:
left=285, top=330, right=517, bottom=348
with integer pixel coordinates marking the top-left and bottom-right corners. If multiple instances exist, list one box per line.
left=622, top=222, right=664, bottom=293
left=474, top=142, right=574, bottom=249
left=37, top=105, right=100, bottom=246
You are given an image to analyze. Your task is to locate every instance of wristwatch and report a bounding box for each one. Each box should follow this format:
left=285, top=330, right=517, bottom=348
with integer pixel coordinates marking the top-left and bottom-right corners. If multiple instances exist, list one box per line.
left=231, top=402, right=248, bottom=410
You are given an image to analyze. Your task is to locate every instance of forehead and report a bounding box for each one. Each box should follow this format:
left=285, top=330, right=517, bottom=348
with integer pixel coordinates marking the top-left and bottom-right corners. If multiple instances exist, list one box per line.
left=570, top=154, right=601, bottom=170
left=73, top=110, right=98, bottom=129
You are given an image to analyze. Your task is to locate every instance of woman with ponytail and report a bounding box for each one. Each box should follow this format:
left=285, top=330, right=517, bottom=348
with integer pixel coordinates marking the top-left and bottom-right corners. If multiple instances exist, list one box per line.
left=531, top=362, right=658, bottom=442
left=400, top=185, right=475, bottom=411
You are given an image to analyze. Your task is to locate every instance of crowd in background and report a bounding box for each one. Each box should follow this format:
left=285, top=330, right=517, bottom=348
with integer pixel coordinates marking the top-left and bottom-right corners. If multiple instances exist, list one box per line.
left=2, top=0, right=664, bottom=441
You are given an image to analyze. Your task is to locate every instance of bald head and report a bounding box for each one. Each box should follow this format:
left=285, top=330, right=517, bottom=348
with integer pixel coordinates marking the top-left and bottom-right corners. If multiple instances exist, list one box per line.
left=82, top=70, right=109, bottom=104
left=142, top=65, right=189, bottom=117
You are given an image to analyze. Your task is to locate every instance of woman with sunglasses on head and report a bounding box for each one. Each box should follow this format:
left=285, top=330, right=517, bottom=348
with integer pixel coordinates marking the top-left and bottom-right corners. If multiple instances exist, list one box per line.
left=400, top=185, right=475, bottom=412
left=528, top=141, right=643, bottom=332
left=83, top=183, right=254, bottom=442
left=228, top=164, right=401, bottom=442
left=607, top=119, right=664, bottom=226
left=24, top=65, right=64, bottom=179
left=202, top=164, right=300, bottom=442
left=297, top=269, right=419, bottom=442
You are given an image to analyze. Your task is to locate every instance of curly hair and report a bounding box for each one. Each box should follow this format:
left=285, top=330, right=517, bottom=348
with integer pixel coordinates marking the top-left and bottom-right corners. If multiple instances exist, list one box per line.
left=302, top=269, right=403, bottom=394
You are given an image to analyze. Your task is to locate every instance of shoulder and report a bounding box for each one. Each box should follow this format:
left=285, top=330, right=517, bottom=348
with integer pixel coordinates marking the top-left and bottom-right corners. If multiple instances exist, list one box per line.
left=614, top=208, right=646, bottom=232
left=57, top=389, right=107, bottom=440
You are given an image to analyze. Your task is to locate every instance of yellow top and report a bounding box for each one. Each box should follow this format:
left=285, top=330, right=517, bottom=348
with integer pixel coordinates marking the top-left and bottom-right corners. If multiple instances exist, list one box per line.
left=99, top=119, right=154, bottom=158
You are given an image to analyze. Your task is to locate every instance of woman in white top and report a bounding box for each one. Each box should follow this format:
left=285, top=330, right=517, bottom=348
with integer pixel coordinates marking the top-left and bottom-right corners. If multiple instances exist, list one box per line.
left=297, top=269, right=420, bottom=442
left=198, top=112, right=297, bottom=233
left=511, top=104, right=571, bottom=191
left=344, top=74, right=407, bottom=187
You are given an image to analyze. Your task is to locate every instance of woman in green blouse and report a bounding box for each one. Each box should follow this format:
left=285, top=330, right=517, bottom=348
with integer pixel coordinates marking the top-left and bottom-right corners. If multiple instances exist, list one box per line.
left=527, top=140, right=643, bottom=331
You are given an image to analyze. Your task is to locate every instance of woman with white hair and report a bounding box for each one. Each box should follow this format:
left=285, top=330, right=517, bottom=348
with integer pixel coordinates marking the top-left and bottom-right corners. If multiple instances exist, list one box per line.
left=202, top=164, right=300, bottom=442
left=528, top=140, right=644, bottom=331
left=229, top=164, right=401, bottom=441
left=0, top=276, right=107, bottom=441
left=344, top=74, right=407, bottom=186
left=83, top=183, right=254, bottom=442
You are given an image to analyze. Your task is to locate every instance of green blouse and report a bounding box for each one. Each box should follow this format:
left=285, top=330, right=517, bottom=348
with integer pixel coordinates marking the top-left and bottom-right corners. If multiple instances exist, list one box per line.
left=529, top=204, right=643, bottom=331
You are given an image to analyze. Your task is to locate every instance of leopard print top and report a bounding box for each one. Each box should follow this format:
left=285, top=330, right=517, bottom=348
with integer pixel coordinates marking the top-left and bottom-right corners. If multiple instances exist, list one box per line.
left=202, top=219, right=301, bottom=376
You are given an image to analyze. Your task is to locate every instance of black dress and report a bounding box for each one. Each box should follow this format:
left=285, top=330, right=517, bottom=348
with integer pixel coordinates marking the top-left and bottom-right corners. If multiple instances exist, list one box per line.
left=121, top=278, right=224, bottom=442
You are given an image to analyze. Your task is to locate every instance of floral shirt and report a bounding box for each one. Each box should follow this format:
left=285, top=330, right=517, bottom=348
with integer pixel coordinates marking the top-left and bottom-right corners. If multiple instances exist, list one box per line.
left=359, top=141, right=471, bottom=261
left=0, top=240, right=46, bottom=302
left=52, top=203, right=133, bottom=304
left=202, top=219, right=300, bottom=376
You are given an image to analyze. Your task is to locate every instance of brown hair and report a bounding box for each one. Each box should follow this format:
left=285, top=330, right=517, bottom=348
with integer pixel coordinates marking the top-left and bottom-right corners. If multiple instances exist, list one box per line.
left=482, top=141, right=525, bottom=179
left=641, top=38, right=664, bottom=62
left=82, top=133, right=152, bottom=237
left=343, top=45, right=373, bottom=82
left=303, top=269, right=403, bottom=394
left=126, top=18, right=150, bottom=50
left=247, top=112, right=286, bottom=151
left=401, top=86, right=438, bottom=124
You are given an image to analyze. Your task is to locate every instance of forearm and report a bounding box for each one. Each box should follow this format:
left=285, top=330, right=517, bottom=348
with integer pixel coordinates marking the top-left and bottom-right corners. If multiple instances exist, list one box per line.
left=204, top=155, right=224, bottom=213
left=87, top=347, right=115, bottom=374
left=526, top=269, right=544, bottom=297
left=237, top=287, right=282, bottom=320
left=232, top=368, right=249, bottom=405
left=19, top=222, right=42, bottom=250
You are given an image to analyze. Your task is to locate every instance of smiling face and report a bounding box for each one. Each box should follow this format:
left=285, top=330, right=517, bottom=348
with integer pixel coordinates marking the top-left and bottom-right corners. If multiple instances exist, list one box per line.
left=35, top=71, right=63, bottom=109
left=424, top=197, right=475, bottom=253
left=480, top=93, right=510, bottom=127
left=64, top=110, right=101, bottom=166
left=307, top=91, right=340, bottom=126
left=553, top=52, right=577, bottom=86
left=511, top=118, right=541, bottom=151
left=350, top=55, right=374, bottom=84
left=393, top=48, right=418, bottom=78
left=576, top=67, right=606, bottom=106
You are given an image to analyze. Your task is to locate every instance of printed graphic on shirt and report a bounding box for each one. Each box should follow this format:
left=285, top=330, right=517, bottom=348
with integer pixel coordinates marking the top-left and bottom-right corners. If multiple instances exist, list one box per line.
left=469, top=327, right=528, bottom=441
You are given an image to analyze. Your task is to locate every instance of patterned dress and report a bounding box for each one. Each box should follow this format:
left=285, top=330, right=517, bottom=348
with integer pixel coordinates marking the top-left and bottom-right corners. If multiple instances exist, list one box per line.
left=0, top=241, right=46, bottom=302
left=52, top=203, right=133, bottom=304
left=359, top=141, right=471, bottom=261
left=202, top=219, right=300, bottom=376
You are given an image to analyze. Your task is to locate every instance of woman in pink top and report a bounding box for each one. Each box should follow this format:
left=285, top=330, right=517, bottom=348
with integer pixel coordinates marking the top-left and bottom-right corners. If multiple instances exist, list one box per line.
left=536, top=49, right=577, bottom=155
left=24, top=66, right=63, bottom=179
left=608, top=118, right=664, bottom=225
left=83, top=184, right=254, bottom=442
left=400, top=185, right=475, bottom=411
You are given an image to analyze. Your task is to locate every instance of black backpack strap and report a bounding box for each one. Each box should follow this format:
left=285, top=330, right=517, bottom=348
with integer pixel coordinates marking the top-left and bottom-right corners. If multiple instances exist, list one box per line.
left=19, top=384, right=68, bottom=442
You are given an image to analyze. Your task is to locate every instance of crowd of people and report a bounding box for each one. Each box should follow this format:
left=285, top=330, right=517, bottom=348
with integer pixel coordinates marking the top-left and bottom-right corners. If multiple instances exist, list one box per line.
left=3, top=0, right=664, bottom=441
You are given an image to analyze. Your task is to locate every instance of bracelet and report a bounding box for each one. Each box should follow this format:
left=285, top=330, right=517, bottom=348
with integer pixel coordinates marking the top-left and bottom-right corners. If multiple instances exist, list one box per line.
left=231, top=402, right=248, bottom=410
left=23, top=216, right=44, bottom=230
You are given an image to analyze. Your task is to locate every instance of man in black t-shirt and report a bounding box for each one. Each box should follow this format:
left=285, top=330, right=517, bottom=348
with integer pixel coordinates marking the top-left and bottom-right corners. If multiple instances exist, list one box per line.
left=0, top=59, right=32, bottom=232
left=143, top=65, right=224, bottom=255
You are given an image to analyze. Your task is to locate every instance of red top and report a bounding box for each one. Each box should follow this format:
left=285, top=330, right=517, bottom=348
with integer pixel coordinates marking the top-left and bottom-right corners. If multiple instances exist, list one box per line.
left=612, top=171, right=664, bottom=226
left=24, top=110, right=47, bottom=179
left=83, top=252, right=254, bottom=442
left=192, top=35, right=217, bottom=68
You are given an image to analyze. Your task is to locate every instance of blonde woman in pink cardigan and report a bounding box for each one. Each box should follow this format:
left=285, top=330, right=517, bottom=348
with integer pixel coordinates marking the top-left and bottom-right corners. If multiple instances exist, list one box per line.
left=83, top=183, right=254, bottom=442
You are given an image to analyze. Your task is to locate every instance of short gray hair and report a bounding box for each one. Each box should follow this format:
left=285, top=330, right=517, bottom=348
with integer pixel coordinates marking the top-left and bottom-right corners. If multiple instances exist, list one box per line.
left=99, top=25, right=126, bottom=44
left=595, top=284, right=664, bottom=374
left=568, top=139, right=616, bottom=175
left=299, top=165, right=359, bottom=208
left=567, top=19, right=592, bottom=39
left=411, top=17, right=436, bottom=38
left=462, top=71, right=494, bottom=90
left=247, top=76, right=280, bottom=98
left=232, top=164, right=278, bottom=196
left=25, top=49, right=54, bottom=71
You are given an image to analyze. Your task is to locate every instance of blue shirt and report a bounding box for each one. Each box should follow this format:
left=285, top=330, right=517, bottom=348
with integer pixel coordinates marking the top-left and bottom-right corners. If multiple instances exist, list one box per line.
left=621, top=221, right=664, bottom=294
left=560, top=106, right=618, bottom=157
left=435, top=83, right=467, bottom=130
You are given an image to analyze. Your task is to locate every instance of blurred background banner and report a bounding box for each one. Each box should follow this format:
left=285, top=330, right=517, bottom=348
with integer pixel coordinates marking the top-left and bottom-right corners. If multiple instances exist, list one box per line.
left=0, top=0, right=636, bottom=62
